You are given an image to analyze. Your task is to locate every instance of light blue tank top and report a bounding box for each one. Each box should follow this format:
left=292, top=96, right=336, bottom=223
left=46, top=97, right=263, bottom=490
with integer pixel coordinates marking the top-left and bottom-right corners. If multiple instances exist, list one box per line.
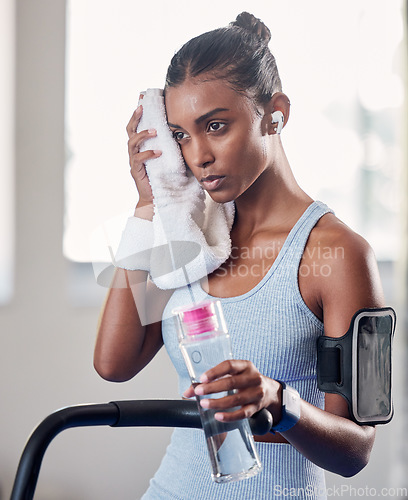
left=142, top=200, right=333, bottom=500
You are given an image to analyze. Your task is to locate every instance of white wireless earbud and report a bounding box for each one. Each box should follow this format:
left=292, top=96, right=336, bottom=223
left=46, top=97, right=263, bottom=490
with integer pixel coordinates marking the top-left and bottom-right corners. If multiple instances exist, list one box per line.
left=271, top=110, right=284, bottom=134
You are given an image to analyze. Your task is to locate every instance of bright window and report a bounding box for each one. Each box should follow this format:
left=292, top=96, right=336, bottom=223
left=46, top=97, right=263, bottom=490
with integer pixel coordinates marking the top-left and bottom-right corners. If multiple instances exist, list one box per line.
left=64, top=0, right=404, bottom=264
left=0, top=0, right=15, bottom=304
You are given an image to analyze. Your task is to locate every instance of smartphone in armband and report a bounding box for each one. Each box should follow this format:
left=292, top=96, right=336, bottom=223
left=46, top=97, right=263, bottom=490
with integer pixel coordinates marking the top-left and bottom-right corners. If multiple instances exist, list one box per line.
left=317, top=307, right=396, bottom=425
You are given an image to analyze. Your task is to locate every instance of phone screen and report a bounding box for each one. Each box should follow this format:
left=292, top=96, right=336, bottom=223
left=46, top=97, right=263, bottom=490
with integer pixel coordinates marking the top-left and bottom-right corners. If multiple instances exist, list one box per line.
left=356, top=314, right=393, bottom=421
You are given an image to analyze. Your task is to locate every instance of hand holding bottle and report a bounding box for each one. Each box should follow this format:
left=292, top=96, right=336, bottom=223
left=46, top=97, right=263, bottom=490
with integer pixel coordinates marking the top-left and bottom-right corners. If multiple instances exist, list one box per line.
left=183, top=359, right=283, bottom=424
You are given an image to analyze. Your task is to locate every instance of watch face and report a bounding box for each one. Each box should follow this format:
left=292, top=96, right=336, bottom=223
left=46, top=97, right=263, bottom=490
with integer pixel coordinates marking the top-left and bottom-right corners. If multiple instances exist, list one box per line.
left=283, top=388, right=300, bottom=415
left=271, top=385, right=301, bottom=433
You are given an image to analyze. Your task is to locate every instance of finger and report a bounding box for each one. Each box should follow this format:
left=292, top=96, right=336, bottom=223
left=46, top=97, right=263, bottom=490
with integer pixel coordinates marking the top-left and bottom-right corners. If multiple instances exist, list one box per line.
left=196, top=370, right=261, bottom=396
left=127, top=129, right=157, bottom=155
left=199, top=386, right=263, bottom=411
left=214, top=403, right=260, bottom=423
left=126, top=105, right=143, bottom=137
left=200, top=359, right=251, bottom=383
left=182, top=385, right=195, bottom=398
left=195, top=376, right=245, bottom=396
left=130, top=150, right=162, bottom=169
left=130, top=151, right=162, bottom=186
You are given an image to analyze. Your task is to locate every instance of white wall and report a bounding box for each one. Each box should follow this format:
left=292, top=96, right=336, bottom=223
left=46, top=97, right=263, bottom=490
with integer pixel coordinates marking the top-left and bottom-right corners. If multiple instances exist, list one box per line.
left=0, top=1, right=406, bottom=499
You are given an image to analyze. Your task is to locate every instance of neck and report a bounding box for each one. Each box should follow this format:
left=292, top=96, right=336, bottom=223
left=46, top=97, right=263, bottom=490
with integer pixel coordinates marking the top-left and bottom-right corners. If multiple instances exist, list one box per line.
left=233, top=146, right=313, bottom=236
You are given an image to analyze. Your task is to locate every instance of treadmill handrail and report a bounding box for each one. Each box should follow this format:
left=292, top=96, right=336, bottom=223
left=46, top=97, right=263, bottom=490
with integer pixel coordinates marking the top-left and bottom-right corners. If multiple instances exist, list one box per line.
left=11, top=399, right=272, bottom=500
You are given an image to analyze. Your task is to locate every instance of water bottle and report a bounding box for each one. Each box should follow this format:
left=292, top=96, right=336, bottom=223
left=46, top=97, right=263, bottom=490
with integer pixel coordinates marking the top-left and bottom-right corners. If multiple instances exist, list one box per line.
left=173, top=299, right=262, bottom=483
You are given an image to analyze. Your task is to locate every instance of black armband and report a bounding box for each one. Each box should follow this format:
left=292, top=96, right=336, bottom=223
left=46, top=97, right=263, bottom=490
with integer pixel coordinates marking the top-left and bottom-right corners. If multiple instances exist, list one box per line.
left=317, top=307, right=396, bottom=425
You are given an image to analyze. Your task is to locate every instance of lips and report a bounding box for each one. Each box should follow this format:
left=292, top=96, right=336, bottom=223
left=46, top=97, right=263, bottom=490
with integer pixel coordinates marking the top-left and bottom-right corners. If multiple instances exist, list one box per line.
left=200, top=175, right=225, bottom=191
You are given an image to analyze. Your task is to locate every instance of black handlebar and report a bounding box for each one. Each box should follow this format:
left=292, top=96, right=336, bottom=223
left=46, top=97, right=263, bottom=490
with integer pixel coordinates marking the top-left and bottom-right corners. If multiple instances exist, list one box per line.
left=11, top=399, right=272, bottom=500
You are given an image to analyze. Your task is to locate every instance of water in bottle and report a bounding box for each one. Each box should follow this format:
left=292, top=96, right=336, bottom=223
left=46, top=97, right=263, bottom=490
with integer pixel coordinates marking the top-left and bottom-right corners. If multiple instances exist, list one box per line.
left=173, top=299, right=262, bottom=483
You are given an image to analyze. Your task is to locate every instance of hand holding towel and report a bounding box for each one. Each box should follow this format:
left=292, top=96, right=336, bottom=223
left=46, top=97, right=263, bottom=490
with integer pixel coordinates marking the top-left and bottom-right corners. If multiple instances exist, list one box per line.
left=115, top=88, right=234, bottom=289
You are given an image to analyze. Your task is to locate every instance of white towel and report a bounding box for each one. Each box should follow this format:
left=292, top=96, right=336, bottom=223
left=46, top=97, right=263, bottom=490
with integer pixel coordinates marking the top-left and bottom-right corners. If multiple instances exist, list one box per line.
left=115, top=88, right=234, bottom=290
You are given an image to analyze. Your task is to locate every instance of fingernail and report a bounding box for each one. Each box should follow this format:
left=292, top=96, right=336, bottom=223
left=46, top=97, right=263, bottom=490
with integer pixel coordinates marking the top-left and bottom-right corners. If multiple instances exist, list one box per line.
left=148, top=129, right=156, bottom=135
left=153, top=150, right=162, bottom=156
left=135, top=105, right=142, bottom=114
left=214, top=413, right=224, bottom=421
left=195, top=385, right=204, bottom=395
left=200, top=399, right=209, bottom=408
left=200, top=374, right=208, bottom=383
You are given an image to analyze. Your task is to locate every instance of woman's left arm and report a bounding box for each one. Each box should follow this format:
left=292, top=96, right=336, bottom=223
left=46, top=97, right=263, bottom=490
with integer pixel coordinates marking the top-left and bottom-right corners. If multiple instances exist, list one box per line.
left=280, top=228, right=385, bottom=477
left=187, top=226, right=385, bottom=477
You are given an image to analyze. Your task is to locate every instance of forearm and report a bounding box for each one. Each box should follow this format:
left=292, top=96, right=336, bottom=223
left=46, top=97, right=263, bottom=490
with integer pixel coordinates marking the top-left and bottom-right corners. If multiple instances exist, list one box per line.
left=94, top=197, right=165, bottom=381
left=282, top=399, right=376, bottom=477
left=190, top=363, right=376, bottom=477
left=94, top=268, right=162, bottom=381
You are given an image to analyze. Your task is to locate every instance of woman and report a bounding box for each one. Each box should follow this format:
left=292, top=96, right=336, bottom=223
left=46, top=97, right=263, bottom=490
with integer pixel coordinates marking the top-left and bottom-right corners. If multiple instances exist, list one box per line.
left=94, top=12, right=384, bottom=499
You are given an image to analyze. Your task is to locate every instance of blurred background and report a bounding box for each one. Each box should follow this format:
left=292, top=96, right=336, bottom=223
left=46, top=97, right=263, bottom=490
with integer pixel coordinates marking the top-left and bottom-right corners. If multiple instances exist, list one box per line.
left=0, top=0, right=407, bottom=498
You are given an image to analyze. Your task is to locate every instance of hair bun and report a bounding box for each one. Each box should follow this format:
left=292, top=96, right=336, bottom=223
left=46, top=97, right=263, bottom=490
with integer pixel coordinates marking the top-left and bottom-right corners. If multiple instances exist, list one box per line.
left=231, top=12, right=271, bottom=44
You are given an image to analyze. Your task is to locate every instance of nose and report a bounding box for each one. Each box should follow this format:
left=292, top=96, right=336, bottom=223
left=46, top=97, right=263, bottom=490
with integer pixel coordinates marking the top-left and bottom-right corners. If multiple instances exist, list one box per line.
left=187, top=136, right=214, bottom=170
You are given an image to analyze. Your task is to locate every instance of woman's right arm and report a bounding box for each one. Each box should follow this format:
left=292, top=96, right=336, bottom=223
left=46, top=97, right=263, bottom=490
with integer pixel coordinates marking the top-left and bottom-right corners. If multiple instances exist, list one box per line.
left=94, top=104, right=168, bottom=382
left=94, top=267, right=173, bottom=382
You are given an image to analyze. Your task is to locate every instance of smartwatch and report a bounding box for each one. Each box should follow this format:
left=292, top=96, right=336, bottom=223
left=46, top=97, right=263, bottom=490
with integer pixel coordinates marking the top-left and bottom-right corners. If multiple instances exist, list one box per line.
left=271, top=381, right=301, bottom=434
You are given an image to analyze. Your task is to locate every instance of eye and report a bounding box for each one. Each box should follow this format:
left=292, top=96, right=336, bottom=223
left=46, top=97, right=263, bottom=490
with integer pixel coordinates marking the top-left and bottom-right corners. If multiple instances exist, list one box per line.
left=173, top=130, right=189, bottom=142
left=173, top=131, right=185, bottom=142
left=208, top=122, right=225, bottom=132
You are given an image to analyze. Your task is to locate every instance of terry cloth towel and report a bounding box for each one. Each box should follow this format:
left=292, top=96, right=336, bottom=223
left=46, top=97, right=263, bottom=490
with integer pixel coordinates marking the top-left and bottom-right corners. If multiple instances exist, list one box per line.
left=115, top=88, right=234, bottom=289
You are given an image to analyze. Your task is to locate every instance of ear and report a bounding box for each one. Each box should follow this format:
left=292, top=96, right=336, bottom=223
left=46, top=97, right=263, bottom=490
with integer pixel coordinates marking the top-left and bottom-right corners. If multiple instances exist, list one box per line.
left=262, top=92, right=291, bottom=135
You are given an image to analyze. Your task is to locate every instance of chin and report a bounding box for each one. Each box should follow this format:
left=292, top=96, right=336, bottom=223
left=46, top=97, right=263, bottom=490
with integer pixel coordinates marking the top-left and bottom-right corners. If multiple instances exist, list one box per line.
left=205, top=191, right=235, bottom=204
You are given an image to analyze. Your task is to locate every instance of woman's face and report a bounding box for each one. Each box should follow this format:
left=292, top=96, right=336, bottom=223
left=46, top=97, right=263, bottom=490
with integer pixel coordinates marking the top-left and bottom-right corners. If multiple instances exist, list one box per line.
left=165, top=77, right=271, bottom=204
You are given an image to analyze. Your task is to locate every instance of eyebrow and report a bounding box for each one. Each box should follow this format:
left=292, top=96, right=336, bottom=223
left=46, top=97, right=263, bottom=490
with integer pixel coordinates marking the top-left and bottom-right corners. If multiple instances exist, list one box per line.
left=167, top=108, right=230, bottom=129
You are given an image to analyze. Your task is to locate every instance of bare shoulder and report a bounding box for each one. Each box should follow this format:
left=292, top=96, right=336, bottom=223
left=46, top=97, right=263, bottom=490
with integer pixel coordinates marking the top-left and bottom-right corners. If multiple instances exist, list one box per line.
left=303, top=212, right=385, bottom=336
left=309, top=212, right=375, bottom=264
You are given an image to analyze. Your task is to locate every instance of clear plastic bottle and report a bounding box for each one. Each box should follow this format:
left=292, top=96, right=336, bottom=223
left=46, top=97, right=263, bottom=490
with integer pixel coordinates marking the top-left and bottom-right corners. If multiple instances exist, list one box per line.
left=173, top=299, right=262, bottom=483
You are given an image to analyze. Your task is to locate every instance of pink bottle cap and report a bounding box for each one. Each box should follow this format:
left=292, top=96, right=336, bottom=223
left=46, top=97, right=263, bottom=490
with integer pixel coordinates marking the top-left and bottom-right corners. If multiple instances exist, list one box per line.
left=181, top=301, right=218, bottom=335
